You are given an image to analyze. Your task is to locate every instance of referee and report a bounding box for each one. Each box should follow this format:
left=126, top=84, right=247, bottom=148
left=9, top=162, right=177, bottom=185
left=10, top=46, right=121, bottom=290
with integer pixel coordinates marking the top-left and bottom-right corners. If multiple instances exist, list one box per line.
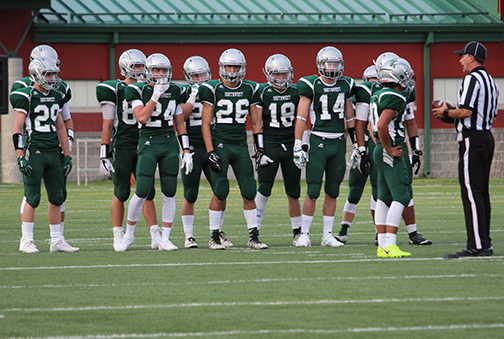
left=433, top=41, right=499, bottom=258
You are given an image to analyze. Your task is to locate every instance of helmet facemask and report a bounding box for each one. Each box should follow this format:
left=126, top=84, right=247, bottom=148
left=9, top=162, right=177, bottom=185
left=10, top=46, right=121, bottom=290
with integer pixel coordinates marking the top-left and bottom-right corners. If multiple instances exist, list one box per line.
left=145, top=54, right=172, bottom=85
left=29, top=57, right=61, bottom=91
left=316, top=47, right=344, bottom=81
left=218, top=49, right=246, bottom=83
left=264, top=54, right=293, bottom=91
left=183, top=56, right=211, bottom=85
left=119, top=49, right=146, bottom=80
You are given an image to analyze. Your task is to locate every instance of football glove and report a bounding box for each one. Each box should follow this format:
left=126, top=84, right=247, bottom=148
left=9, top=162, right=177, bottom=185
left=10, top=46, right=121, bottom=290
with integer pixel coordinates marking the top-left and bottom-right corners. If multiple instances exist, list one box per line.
left=151, top=80, right=169, bottom=103
left=186, top=84, right=199, bottom=105
left=293, top=139, right=308, bottom=169
left=181, top=152, right=194, bottom=175
left=411, top=149, right=423, bottom=175
left=208, top=150, right=223, bottom=173
left=17, top=156, right=32, bottom=176
left=99, top=144, right=115, bottom=176
left=357, top=149, right=372, bottom=175
left=62, top=155, right=73, bottom=177
left=251, top=149, right=274, bottom=172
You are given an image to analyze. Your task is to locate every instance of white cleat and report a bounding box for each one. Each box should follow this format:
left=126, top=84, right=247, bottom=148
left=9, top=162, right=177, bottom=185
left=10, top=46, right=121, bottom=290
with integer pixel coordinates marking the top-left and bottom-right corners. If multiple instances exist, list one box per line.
left=184, top=237, right=199, bottom=248
left=113, top=230, right=124, bottom=252
left=20, top=238, right=40, bottom=254
left=295, top=234, right=311, bottom=247
left=115, top=233, right=134, bottom=252
left=321, top=233, right=344, bottom=247
left=149, top=226, right=162, bottom=250
left=219, top=231, right=233, bottom=247
left=159, top=238, right=178, bottom=251
left=50, top=238, right=80, bottom=252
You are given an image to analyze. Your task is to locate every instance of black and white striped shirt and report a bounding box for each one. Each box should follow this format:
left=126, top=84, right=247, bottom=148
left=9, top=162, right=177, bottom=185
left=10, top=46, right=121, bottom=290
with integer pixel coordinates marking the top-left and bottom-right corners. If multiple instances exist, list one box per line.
left=457, top=66, right=499, bottom=132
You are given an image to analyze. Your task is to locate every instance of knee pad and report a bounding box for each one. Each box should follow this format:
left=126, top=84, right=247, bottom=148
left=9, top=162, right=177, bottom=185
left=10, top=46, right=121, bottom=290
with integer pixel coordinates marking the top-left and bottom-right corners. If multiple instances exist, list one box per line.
left=347, top=186, right=364, bottom=205
left=26, top=194, right=41, bottom=209
left=324, top=182, right=340, bottom=199
left=48, top=191, right=65, bottom=207
left=307, top=183, right=322, bottom=200
left=258, top=181, right=273, bottom=197
left=241, top=177, right=257, bottom=201
left=213, top=178, right=230, bottom=201
left=184, top=186, right=199, bottom=204
left=285, top=182, right=301, bottom=199
left=114, top=182, right=132, bottom=202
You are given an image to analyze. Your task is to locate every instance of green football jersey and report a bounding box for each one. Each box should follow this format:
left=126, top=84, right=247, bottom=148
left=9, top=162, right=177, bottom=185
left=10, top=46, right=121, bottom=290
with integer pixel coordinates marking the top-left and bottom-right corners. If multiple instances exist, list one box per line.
left=370, top=88, right=408, bottom=145
left=258, top=83, right=299, bottom=143
left=11, top=76, right=72, bottom=105
left=354, top=81, right=382, bottom=105
left=125, top=82, right=188, bottom=138
left=10, top=86, right=66, bottom=151
left=199, top=79, right=260, bottom=144
left=96, top=79, right=139, bottom=149
left=297, top=75, right=355, bottom=134
left=181, top=84, right=206, bottom=148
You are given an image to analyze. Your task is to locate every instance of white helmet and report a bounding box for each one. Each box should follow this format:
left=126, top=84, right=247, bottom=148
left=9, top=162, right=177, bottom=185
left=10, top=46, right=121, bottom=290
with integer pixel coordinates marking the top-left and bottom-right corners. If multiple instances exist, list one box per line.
left=119, top=49, right=146, bottom=80
left=219, top=48, right=246, bottom=83
left=362, top=65, right=378, bottom=81
left=29, top=57, right=61, bottom=91
left=263, top=54, right=294, bottom=91
left=145, top=53, right=172, bottom=85
left=316, top=46, right=344, bottom=80
left=377, top=57, right=415, bottom=92
left=183, top=56, right=211, bottom=85
left=30, top=45, right=60, bottom=67
left=373, top=52, right=399, bottom=73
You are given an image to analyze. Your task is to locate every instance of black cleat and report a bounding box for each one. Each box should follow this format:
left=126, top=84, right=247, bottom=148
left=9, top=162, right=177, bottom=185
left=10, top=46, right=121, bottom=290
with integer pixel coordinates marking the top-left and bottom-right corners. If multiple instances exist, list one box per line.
left=408, top=232, right=432, bottom=245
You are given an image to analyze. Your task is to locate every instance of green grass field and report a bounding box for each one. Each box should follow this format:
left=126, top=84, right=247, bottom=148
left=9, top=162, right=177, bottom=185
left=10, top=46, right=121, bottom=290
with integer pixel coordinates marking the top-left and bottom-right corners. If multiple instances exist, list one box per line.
left=1, top=178, right=503, bottom=338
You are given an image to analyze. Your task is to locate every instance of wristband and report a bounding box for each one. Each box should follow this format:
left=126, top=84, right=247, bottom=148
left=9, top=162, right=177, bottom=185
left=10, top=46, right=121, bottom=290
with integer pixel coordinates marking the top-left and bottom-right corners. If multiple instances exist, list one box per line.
left=151, top=93, right=160, bottom=104
left=296, top=115, right=307, bottom=122
left=67, top=128, right=74, bottom=141
left=178, top=134, right=190, bottom=150
left=186, top=95, right=196, bottom=106
left=294, top=139, right=302, bottom=148
left=409, top=136, right=420, bottom=151
left=100, top=144, right=110, bottom=159
left=358, top=146, right=366, bottom=153
left=12, top=133, right=23, bottom=150
left=443, top=109, right=450, bottom=118
left=253, top=133, right=264, bottom=150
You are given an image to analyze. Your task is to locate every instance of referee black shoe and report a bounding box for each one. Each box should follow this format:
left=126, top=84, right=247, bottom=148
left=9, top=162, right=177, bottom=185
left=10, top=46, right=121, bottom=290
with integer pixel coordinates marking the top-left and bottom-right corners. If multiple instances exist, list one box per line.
left=444, top=248, right=493, bottom=259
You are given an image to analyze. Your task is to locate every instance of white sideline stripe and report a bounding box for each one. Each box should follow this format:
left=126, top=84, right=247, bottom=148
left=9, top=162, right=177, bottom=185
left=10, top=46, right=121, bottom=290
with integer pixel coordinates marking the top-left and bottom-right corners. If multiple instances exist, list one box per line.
left=2, top=296, right=504, bottom=314
left=8, top=324, right=504, bottom=338
left=2, top=274, right=500, bottom=290
left=2, top=256, right=504, bottom=271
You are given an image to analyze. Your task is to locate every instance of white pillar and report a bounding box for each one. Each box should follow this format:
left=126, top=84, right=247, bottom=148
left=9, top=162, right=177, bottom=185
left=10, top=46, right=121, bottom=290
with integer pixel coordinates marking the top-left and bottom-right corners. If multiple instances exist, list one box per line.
left=1, top=57, right=23, bottom=183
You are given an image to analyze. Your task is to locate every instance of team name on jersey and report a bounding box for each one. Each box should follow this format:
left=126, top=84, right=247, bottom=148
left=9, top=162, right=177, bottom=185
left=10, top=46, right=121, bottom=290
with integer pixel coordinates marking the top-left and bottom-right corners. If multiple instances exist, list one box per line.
left=40, top=97, right=56, bottom=102
left=323, top=87, right=342, bottom=93
left=273, top=95, right=291, bottom=101
left=224, top=92, right=244, bottom=98
left=160, top=93, right=173, bottom=99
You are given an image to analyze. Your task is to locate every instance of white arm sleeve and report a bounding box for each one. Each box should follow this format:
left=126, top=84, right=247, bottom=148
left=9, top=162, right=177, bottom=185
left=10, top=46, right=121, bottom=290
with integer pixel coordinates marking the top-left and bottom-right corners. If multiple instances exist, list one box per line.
left=61, top=103, right=72, bottom=121
left=102, top=103, right=115, bottom=120
left=131, top=100, right=144, bottom=110
left=355, top=102, right=370, bottom=121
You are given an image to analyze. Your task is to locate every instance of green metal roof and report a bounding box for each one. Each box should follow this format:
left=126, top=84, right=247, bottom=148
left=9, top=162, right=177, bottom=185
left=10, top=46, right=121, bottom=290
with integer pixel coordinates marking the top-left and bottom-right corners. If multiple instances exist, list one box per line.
left=32, top=0, right=504, bottom=43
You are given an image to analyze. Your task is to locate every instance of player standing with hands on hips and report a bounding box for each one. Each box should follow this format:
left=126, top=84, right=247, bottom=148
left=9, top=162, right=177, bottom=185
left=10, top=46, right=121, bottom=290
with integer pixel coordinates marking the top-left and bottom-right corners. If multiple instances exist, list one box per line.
left=433, top=41, right=499, bottom=258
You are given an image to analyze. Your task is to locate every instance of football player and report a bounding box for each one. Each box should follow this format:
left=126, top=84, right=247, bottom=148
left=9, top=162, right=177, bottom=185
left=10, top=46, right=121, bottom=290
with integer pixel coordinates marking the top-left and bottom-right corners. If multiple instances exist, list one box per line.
left=254, top=54, right=302, bottom=245
left=96, top=49, right=160, bottom=252
left=199, top=48, right=267, bottom=250
left=11, top=45, right=78, bottom=252
left=293, top=46, right=355, bottom=247
left=11, top=57, right=74, bottom=253
left=124, top=53, right=193, bottom=251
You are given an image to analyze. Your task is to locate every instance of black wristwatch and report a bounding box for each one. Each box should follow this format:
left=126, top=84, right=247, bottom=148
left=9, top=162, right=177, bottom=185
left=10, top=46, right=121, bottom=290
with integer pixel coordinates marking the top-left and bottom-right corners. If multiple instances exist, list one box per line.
left=443, top=109, right=450, bottom=118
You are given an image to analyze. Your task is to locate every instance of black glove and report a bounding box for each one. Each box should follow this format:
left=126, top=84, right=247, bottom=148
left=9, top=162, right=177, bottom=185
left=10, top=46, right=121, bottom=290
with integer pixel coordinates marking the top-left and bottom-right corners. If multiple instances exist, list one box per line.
left=17, top=156, right=32, bottom=176
left=208, top=151, right=223, bottom=173
left=412, top=149, right=423, bottom=175
left=357, top=150, right=372, bottom=175
left=251, top=149, right=273, bottom=172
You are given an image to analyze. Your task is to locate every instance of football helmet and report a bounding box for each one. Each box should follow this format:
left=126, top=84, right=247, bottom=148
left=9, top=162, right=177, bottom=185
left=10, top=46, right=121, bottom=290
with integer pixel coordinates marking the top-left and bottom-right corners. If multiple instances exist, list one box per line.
left=183, top=56, right=211, bottom=85
left=263, top=54, right=294, bottom=91
left=29, top=57, right=61, bottom=91
left=119, top=49, right=146, bottom=80
left=377, top=57, right=415, bottom=92
left=373, top=52, right=399, bottom=72
left=316, top=46, right=344, bottom=80
left=30, top=45, right=59, bottom=67
left=362, top=65, right=378, bottom=81
left=218, top=48, right=246, bottom=83
left=145, top=53, right=172, bottom=85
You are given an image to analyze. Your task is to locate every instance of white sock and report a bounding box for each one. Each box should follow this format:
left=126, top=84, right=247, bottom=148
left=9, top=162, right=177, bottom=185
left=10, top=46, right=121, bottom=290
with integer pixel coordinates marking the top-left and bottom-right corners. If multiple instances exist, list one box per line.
left=22, top=222, right=35, bottom=241
left=162, top=194, right=176, bottom=224
left=385, top=232, right=397, bottom=248
left=256, top=209, right=265, bottom=228
left=60, top=221, right=65, bottom=236
left=377, top=233, right=387, bottom=249
left=162, top=227, right=171, bottom=240
left=323, top=216, right=334, bottom=235
left=126, top=224, right=135, bottom=237
left=209, top=210, right=221, bottom=231
left=243, top=209, right=258, bottom=230
left=50, top=224, right=62, bottom=243
left=255, top=193, right=269, bottom=227
left=113, top=227, right=124, bottom=237
left=127, top=194, right=146, bottom=223
left=220, top=210, right=226, bottom=230
left=406, top=224, right=417, bottom=234
left=291, top=216, right=302, bottom=230
left=182, top=215, right=194, bottom=238
left=301, top=214, right=313, bottom=235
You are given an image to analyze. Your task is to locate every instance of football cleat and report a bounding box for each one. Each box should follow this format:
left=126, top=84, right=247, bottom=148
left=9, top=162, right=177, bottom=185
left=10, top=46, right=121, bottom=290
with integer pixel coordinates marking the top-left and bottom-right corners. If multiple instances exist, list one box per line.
left=184, top=237, right=199, bottom=248
left=292, top=228, right=301, bottom=246
left=115, top=233, right=134, bottom=252
left=295, top=234, right=311, bottom=247
left=20, top=238, right=39, bottom=254
left=335, top=224, right=350, bottom=244
left=50, top=239, right=79, bottom=253
left=159, top=238, right=178, bottom=251
left=377, top=247, right=389, bottom=258
left=209, top=230, right=225, bottom=250
left=408, top=232, right=432, bottom=245
left=385, top=245, right=411, bottom=258
left=219, top=231, right=233, bottom=247
left=321, top=233, right=344, bottom=247
left=149, top=225, right=162, bottom=250
left=247, top=228, right=268, bottom=249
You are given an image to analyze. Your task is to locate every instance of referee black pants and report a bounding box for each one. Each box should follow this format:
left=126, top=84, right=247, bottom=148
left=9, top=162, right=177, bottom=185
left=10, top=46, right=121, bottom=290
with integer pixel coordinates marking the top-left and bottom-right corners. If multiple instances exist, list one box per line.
left=458, top=129, right=494, bottom=250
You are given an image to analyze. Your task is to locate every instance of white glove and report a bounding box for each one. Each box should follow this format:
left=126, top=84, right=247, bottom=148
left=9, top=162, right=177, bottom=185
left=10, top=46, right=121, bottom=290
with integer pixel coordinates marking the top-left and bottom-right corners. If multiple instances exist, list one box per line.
left=151, top=81, right=169, bottom=103
left=293, top=139, right=309, bottom=169
left=181, top=152, right=194, bottom=175
left=100, top=144, right=115, bottom=176
left=187, top=84, right=199, bottom=105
